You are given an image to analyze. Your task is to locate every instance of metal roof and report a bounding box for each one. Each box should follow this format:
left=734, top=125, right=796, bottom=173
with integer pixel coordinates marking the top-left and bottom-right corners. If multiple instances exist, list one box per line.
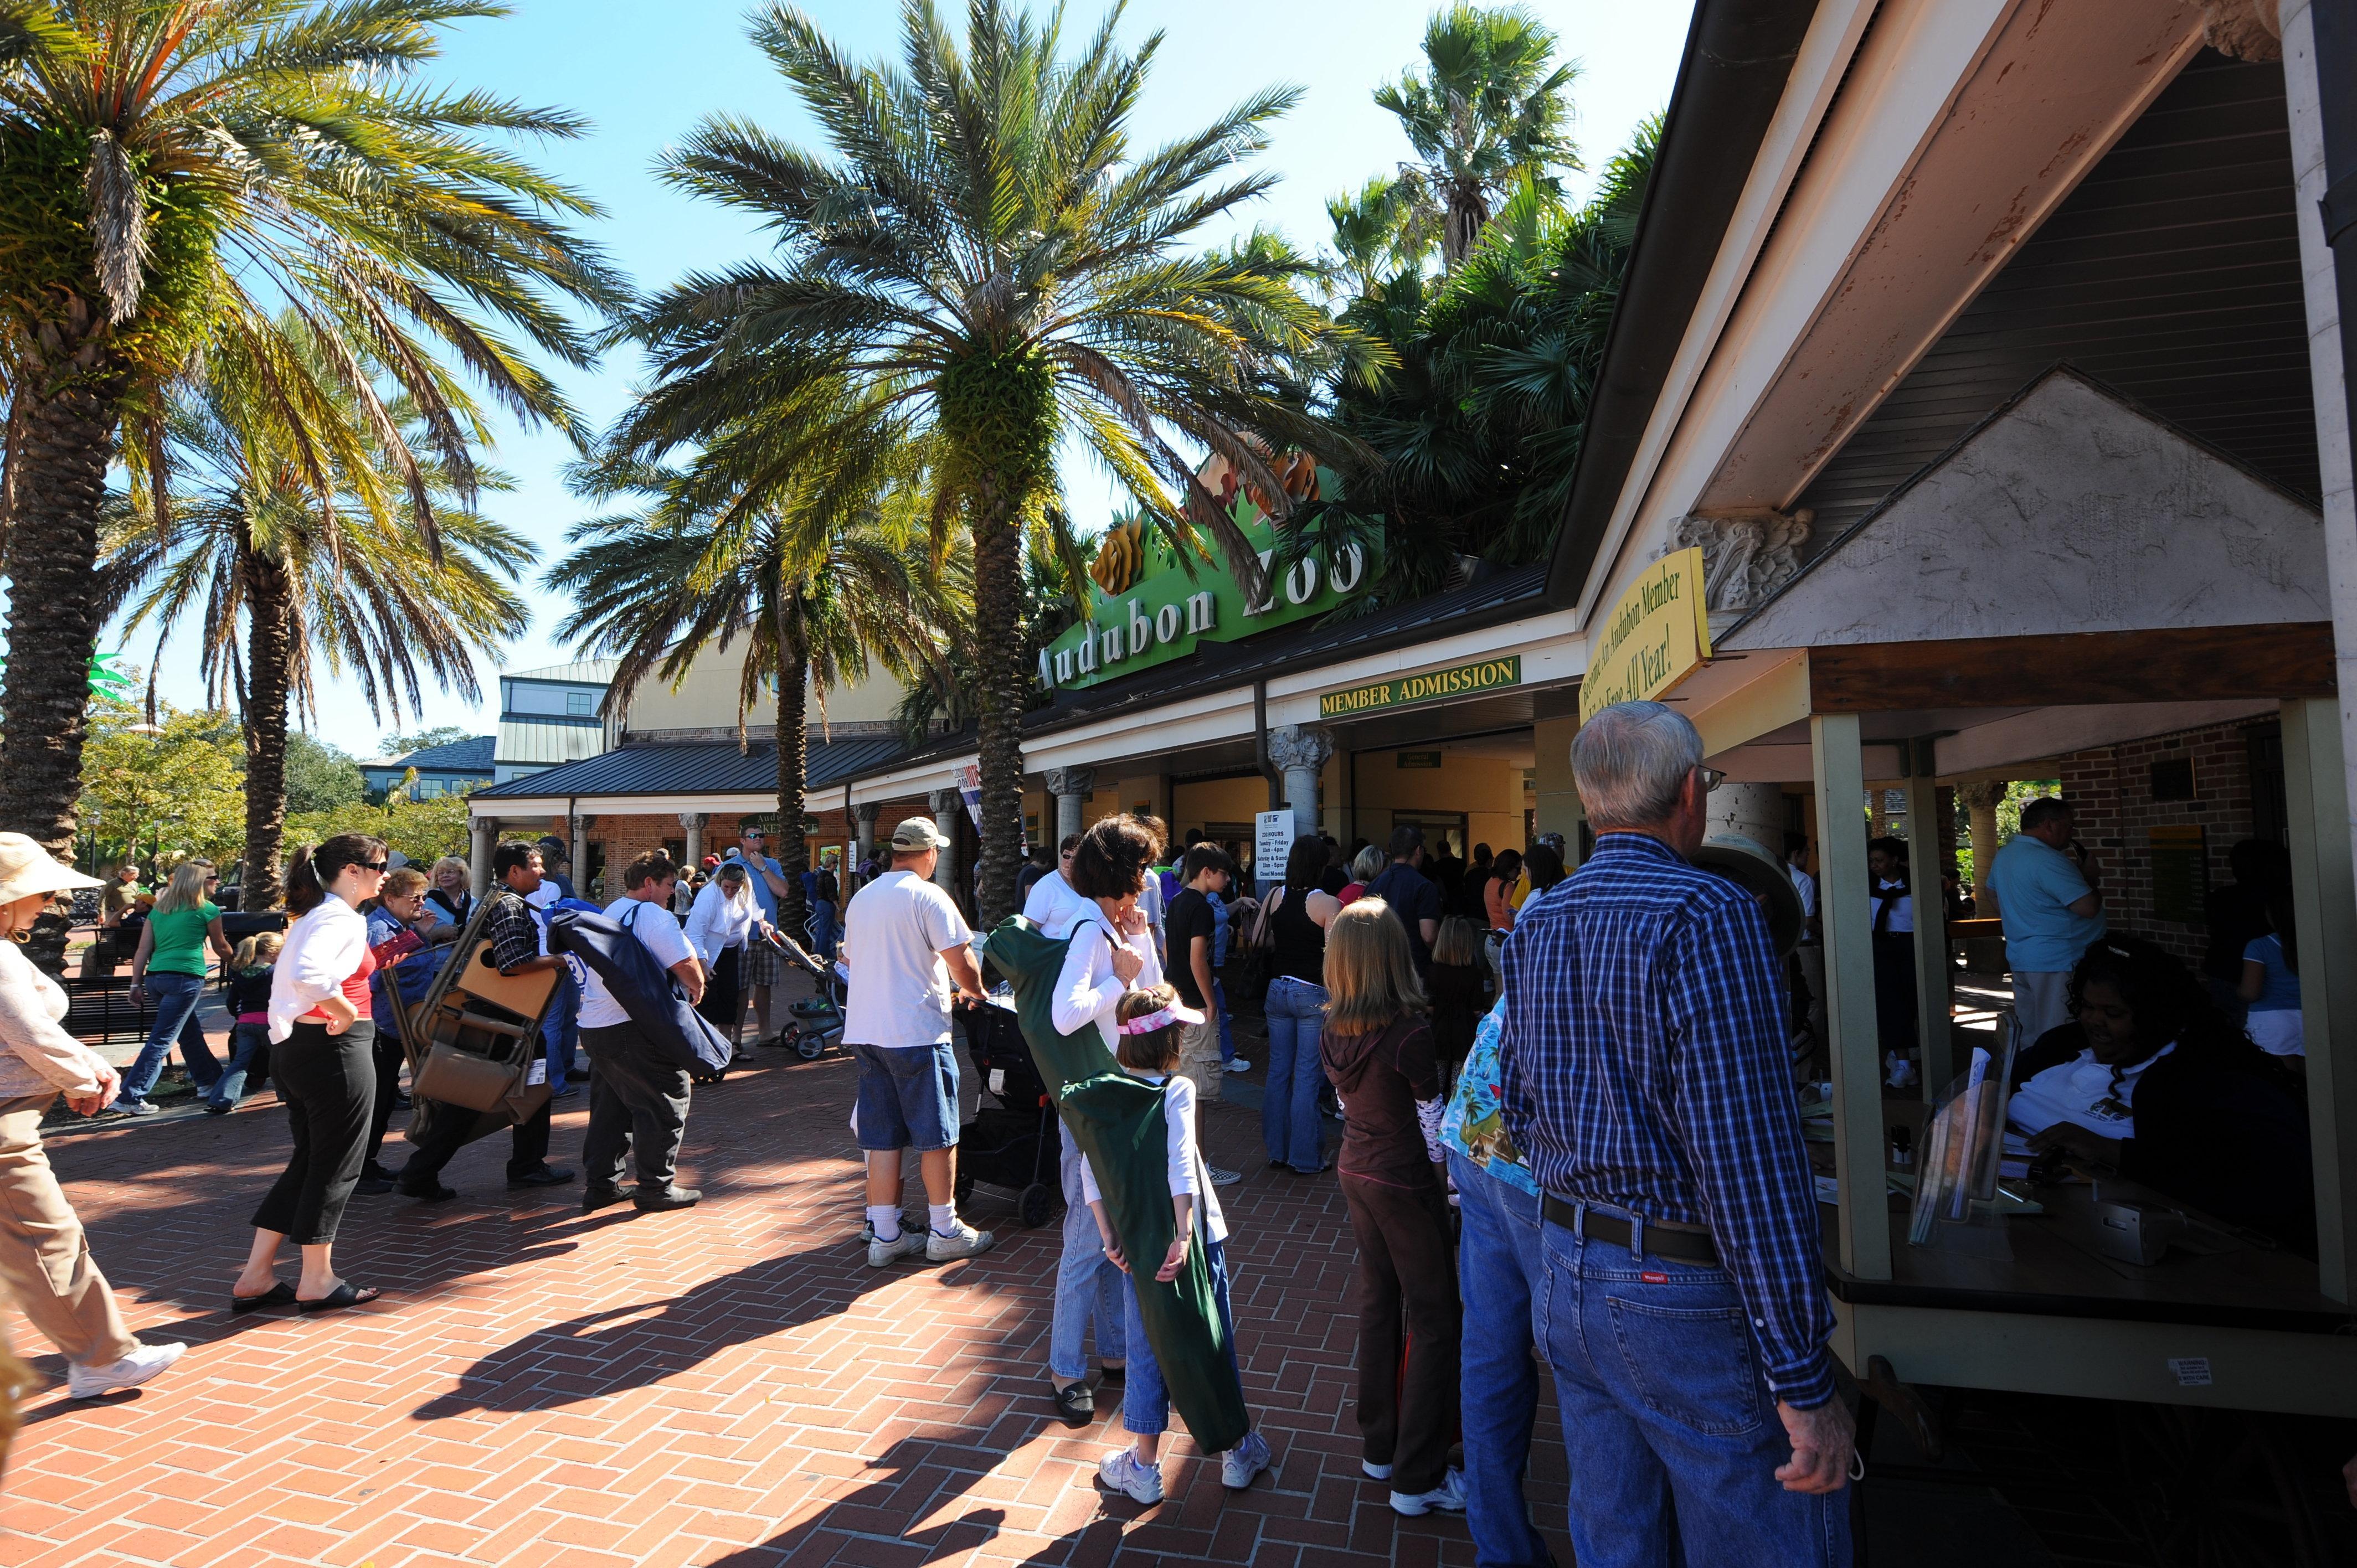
left=496, top=716, right=610, bottom=768
left=470, top=733, right=913, bottom=801
left=501, top=658, right=617, bottom=685
left=1793, top=51, right=2317, bottom=541
left=384, top=735, right=495, bottom=773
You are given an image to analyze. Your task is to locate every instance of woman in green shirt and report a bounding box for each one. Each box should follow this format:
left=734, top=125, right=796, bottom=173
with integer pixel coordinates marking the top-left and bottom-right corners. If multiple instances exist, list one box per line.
left=119, top=862, right=233, bottom=1114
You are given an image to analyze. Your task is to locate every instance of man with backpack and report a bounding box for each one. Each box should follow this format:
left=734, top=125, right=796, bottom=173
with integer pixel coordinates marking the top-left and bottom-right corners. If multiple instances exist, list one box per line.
left=577, top=851, right=708, bottom=1215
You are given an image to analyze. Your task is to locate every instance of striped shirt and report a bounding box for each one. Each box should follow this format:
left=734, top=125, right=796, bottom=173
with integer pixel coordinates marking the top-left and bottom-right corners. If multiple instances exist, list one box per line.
left=1497, top=831, right=1836, bottom=1408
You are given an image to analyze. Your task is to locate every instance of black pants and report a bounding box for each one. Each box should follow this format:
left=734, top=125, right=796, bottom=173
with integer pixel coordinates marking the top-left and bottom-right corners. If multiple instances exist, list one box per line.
left=579, top=1024, right=693, bottom=1191
left=1872, top=933, right=1920, bottom=1057
left=1340, top=1171, right=1462, bottom=1495
left=399, top=1094, right=553, bottom=1184
left=363, top=1027, right=407, bottom=1171
left=696, top=945, right=741, bottom=1035
left=251, top=1020, right=377, bottom=1245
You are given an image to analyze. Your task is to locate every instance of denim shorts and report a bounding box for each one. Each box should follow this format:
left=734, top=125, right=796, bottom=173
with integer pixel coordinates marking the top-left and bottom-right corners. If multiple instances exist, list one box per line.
left=851, top=1040, right=960, bottom=1152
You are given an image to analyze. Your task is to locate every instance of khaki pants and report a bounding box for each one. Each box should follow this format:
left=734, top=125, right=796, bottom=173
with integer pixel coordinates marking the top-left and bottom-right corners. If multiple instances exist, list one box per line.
left=1176, top=1015, right=1223, bottom=1103
left=0, top=1095, right=135, bottom=1365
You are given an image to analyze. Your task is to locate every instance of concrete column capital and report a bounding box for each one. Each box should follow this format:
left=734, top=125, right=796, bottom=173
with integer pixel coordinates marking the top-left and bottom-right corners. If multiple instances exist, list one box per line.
left=1267, top=725, right=1336, bottom=773
left=677, top=812, right=709, bottom=829
left=851, top=802, right=880, bottom=826
left=1041, top=766, right=1097, bottom=798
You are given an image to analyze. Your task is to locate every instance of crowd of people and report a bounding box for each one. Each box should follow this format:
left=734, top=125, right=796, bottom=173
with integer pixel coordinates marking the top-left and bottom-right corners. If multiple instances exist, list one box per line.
left=0, top=700, right=2341, bottom=1557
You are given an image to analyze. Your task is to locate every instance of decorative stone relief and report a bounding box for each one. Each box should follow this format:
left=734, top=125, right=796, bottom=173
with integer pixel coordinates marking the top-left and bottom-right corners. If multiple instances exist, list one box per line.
left=1668, top=508, right=1815, bottom=612
left=1041, top=766, right=1097, bottom=800
left=1267, top=725, right=1337, bottom=774
left=2201, top=0, right=2281, bottom=60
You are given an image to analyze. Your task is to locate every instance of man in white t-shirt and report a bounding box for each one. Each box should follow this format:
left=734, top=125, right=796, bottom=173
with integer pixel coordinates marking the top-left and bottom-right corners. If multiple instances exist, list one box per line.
left=842, top=817, right=994, bottom=1267
left=577, top=851, right=708, bottom=1215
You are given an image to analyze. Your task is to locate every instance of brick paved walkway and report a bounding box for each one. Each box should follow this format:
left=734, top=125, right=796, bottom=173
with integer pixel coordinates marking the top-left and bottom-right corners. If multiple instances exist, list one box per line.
left=1, top=1049, right=1572, bottom=1568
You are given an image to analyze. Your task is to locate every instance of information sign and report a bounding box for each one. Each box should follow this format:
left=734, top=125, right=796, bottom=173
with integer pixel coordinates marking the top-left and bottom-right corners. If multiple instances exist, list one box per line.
left=1581, top=548, right=1712, bottom=720
left=1255, top=809, right=1295, bottom=877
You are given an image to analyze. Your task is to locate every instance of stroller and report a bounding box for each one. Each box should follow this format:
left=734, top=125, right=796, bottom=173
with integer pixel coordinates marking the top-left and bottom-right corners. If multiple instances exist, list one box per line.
left=951, top=994, right=1061, bottom=1229
left=765, top=929, right=847, bottom=1060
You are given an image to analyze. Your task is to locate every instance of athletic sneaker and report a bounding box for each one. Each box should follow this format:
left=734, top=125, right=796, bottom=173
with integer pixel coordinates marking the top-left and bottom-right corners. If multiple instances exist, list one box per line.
left=1361, top=1459, right=1393, bottom=1481
left=1098, top=1447, right=1165, bottom=1504
left=1227, top=1058, right=1253, bottom=1074
left=109, top=1099, right=161, bottom=1117
left=926, top=1219, right=996, bottom=1262
left=867, top=1229, right=925, bottom=1268
left=67, top=1340, right=184, bottom=1399
left=1207, top=1165, right=1243, bottom=1188
left=1390, top=1468, right=1469, bottom=1517
left=1221, top=1430, right=1272, bottom=1490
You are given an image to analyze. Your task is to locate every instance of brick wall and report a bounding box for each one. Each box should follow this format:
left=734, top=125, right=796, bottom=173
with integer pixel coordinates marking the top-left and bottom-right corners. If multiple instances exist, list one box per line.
left=2054, top=717, right=2279, bottom=963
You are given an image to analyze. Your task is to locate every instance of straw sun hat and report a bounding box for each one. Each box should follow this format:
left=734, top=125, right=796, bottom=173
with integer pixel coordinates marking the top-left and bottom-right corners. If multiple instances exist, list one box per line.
left=0, top=833, right=104, bottom=909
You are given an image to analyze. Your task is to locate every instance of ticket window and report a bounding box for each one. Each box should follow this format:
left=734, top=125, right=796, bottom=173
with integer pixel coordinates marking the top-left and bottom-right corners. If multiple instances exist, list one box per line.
left=1392, top=811, right=1469, bottom=859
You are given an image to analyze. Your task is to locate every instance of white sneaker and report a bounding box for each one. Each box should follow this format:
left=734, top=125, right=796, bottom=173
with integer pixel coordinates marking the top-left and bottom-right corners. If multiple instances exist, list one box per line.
left=925, top=1219, right=996, bottom=1262
left=1361, top=1458, right=1393, bottom=1481
left=1390, top=1467, right=1468, bottom=1517
left=68, top=1340, right=184, bottom=1399
left=1098, top=1447, right=1164, bottom=1504
left=866, top=1229, right=925, bottom=1268
left=1207, top=1165, right=1242, bottom=1188
left=1221, top=1430, right=1271, bottom=1490
left=1228, top=1059, right=1253, bottom=1074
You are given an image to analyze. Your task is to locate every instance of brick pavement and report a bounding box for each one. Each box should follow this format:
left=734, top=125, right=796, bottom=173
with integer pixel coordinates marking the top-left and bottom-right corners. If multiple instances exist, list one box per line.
left=0, top=1046, right=1576, bottom=1568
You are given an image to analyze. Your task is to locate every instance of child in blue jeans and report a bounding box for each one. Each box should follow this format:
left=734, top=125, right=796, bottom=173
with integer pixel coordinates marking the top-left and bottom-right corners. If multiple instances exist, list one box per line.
left=1084, top=984, right=1270, bottom=1503
left=206, top=932, right=281, bottom=1112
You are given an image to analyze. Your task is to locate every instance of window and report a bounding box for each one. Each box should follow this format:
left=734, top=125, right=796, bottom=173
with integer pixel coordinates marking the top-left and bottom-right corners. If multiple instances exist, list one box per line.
left=420, top=779, right=445, bottom=798
left=566, top=691, right=595, bottom=716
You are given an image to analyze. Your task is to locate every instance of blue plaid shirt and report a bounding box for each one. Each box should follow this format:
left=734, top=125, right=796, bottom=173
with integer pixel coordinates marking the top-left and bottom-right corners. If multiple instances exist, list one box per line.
left=1497, top=832, right=1836, bottom=1408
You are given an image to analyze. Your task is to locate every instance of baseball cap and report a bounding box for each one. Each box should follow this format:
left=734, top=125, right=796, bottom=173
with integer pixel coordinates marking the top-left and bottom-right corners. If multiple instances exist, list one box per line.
left=889, top=816, right=953, bottom=851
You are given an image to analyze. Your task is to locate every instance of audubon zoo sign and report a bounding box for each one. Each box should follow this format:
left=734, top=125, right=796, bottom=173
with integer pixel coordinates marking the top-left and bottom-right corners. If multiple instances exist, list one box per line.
left=1038, top=455, right=1374, bottom=693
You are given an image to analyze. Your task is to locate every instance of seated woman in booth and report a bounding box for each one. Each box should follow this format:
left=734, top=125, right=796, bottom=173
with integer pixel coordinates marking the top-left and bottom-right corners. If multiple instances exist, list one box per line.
left=2007, top=934, right=2313, bottom=1252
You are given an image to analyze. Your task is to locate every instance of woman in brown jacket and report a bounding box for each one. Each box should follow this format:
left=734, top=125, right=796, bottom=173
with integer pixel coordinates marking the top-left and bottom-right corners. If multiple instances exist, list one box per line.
left=1320, top=900, right=1463, bottom=1518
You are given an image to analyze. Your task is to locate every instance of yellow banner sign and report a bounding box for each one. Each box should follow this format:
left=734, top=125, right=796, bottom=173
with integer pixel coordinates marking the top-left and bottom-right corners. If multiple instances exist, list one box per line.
left=1319, top=656, right=1521, bottom=719
left=1581, top=547, right=1712, bottom=721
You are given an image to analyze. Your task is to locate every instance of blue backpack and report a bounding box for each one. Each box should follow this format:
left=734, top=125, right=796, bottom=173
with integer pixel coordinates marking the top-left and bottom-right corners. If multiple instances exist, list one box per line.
left=544, top=905, right=732, bottom=1075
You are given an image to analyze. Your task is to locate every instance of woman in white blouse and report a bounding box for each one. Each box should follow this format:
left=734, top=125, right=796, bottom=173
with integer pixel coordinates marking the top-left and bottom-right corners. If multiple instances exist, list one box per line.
left=1038, top=816, right=1165, bottom=1426
left=686, top=862, right=766, bottom=1034
left=0, top=835, right=184, bottom=1397
left=235, top=834, right=388, bottom=1315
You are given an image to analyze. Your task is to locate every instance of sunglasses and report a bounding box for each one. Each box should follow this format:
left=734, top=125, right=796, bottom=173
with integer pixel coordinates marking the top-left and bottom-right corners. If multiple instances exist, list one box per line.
left=361, top=860, right=389, bottom=873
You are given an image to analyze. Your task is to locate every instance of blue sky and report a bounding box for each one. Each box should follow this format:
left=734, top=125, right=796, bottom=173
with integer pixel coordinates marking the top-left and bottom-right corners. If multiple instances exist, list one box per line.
left=112, top=0, right=1695, bottom=759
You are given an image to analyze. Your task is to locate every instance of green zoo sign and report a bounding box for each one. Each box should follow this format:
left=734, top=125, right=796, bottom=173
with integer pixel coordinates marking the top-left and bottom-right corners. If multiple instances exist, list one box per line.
left=1038, top=487, right=1373, bottom=693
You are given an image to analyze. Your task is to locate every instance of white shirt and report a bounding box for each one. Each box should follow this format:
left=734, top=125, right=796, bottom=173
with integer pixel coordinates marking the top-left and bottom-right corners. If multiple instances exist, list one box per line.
left=1870, top=881, right=1913, bottom=934
left=1022, top=868, right=1092, bottom=938
left=2008, top=1043, right=2174, bottom=1139
left=684, top=879, right=758, bottom=965
left=840, top=869, right=973, bottom=1048
left=0, top=941, right=109, bottom=1098
left=1078, top=1069, right=1228, bottom=1244
left=268, top=893, right=368, bottom=1043
left=577, top=894, right=698, bottom=1030
left=1050, top=912, right=1162, bottom=1053
left=1789, top=865, right=1818, bottom=919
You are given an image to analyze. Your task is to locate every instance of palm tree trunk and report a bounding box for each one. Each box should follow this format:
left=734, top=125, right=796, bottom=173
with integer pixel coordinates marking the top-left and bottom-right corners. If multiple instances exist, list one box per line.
left=0, top=301, right=127, bottom=970
left=240, top=547, right=295, bottom=911
left=971, top=508, right=1028, bottom=925
left=772, top=596, right=810, bottom=940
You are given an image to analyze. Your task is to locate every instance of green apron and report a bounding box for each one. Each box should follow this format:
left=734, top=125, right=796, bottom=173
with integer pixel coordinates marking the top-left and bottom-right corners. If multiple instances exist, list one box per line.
left=985, top=916, right=1249, bottom=1453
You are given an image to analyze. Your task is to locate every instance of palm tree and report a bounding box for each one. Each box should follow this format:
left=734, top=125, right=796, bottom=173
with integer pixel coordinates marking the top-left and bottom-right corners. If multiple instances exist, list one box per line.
left=549, top=458, right=958, bottom=936
left=613, top=0, right=1353, bottom=922
left=1375, top=3, right=1579, bottom=269
left=102, top=329, right=532, bottom=909
left=0, top=1, right=620, bottom=869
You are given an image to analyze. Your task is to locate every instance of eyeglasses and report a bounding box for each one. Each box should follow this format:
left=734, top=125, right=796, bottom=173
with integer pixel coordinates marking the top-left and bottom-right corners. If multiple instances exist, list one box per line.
left=1699, top=767, right=1727, bottom=793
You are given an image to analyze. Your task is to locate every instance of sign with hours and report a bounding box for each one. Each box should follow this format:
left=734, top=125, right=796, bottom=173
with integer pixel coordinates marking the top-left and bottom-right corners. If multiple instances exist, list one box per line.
left=1581, top=547, right=1712, bottom=721
left=1255, top=809, right=1295, bottom=878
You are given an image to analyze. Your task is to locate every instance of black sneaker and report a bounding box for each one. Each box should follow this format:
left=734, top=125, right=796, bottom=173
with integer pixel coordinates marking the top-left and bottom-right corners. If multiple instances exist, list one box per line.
left=582, top=1183, right=638, bottom=1214
left=1052, top=1378, right=1095, bottom=1427
left=634, top=1186, right=701, bottom=1212
left=507, top=1165, right=577, bottom=1189
left=399, top=1179, right=457, bottom=1203
left=352, top=1177, right=395, bottom=1196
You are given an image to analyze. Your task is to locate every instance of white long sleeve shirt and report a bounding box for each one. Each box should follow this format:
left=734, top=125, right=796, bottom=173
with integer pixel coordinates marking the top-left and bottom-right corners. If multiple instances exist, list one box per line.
left=267, top=893, right=367, bottom=1043
left=0, top=941, right=111, bottom=1098
left=1078, top=1070, right=1228, bottom=1244
left=684, top=879, right=759, bottom=966
left=1049, top=914, right=1162, bottom=1052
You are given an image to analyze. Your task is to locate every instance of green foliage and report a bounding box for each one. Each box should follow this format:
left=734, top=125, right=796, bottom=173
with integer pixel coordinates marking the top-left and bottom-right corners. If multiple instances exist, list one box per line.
left=76, top=696, right=244, bottom=867
left=286, top=792, right=474, bottom=869
left=938, top=348, right=1059, bottom=508
left=379, top=725, right=478, bottom=759
left=284, top=734, right=365, bottom=816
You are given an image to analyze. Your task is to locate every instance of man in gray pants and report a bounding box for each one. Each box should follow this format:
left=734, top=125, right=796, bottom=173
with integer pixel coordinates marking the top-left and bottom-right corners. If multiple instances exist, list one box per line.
left=576, top=851, right=708, bottom=1214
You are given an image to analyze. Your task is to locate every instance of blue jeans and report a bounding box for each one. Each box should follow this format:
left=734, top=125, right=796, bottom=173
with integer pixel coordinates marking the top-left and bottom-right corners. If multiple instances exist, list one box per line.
left=1536, top=1204, right=1850, bottom=1567
left=1450, top=1151, right=1554, bottom=1567
left=120, top=970, right=221, bottom=1102
left=1121, top=1234, right=1238, bottom=1438
left=542, top=969, right=579, bottom=1086
left=1262, top=976, right=1327, bottom=1171
left=1214, top=978, right=1235, bottom=1065
left=208, top=1023, right=270, bottom=1109
left=1049, top=1128, right=1126, bottom=1380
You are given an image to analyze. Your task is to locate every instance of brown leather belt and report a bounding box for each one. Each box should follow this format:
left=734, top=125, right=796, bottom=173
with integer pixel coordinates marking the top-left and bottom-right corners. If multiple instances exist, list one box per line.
left=1540, top=1195, right=1720, bottom=1265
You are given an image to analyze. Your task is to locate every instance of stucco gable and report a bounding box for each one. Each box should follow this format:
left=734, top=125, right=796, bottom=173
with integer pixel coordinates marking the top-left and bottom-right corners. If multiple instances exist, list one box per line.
left=1721, top=368, right=2326, bottom=651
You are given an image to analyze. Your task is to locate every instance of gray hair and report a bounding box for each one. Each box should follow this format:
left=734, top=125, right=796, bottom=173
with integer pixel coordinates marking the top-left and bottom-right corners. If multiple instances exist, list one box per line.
left=1572, top=701, right=1704, bottom=828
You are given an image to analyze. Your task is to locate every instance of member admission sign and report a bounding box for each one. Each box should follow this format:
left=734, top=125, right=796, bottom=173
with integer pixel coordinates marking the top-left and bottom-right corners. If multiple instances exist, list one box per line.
left=1318, top=657, right=1521, bottom=719
left=1580, top=548, right=1712, bottom=721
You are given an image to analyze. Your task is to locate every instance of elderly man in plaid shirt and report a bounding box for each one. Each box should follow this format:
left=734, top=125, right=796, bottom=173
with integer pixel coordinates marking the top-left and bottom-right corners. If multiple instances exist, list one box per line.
left=1496, top=700, right=1854, bottom=1567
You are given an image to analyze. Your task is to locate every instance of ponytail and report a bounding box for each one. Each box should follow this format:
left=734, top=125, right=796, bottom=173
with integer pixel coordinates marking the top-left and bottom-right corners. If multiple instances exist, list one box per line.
left=286, top=833, right=388, bottom=916
left=285, top=843, right=326, bottom=916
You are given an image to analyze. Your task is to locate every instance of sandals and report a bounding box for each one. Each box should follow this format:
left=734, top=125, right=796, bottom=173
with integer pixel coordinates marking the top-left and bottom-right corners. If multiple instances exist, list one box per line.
left=295, top=1283, right=381, bottom=1314
left=229, top=1281, right=296, bottom=1315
